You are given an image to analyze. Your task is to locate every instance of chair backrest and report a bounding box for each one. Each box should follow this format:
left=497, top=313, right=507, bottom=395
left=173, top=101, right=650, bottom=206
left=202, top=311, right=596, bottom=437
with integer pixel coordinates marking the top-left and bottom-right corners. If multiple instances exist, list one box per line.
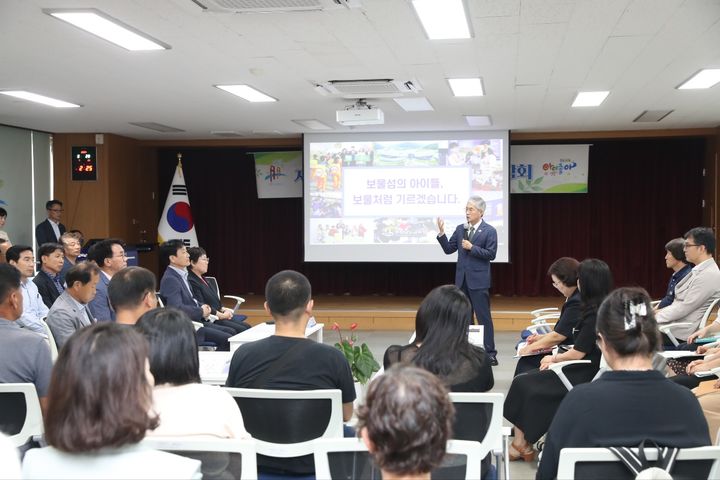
left=141, top=437, right=257, bottom=480
left=42, top=319, right=59, bottom=362
left=313, top=438, right=482, bottom=480
left=156, top=292, right=166, bottom=308
left=224, top=388, right=343, bottom=458
left=556, top=446, right=720, bottom=480
left=447, top=392, right=504, bottom=460
left=701, top=297, right=720, bottom=327
left=204, top=276, right=221, bottom=299
left=0, top=383, right=44, bottom=447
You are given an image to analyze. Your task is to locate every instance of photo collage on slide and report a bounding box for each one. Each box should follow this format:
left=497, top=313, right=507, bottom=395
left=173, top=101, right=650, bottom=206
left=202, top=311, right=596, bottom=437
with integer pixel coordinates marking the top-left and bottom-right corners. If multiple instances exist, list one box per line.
left=308, top=139, right=505, bottom=246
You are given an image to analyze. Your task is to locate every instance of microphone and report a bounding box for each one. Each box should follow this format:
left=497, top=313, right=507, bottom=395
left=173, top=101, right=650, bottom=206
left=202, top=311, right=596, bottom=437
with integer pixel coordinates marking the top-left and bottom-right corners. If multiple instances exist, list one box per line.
left=463, top=222, right=470, bottom=241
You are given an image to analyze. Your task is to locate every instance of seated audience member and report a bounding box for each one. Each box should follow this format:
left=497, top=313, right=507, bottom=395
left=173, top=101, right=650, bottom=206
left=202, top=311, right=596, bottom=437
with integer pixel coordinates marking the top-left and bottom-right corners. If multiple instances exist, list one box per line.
left=504, top=259, right=613, bottom=461
left=537, top=287, right=711, bottom=480
left=108, top=266, right=158, bottom=325
left=384, top=284, right=494, bottom=392
left=46, top=262, right=100, bottom=349
left=21, top=323, right=201, bottom=479
left=0, top=264, right=52, bottom=412
left=158, top=240, right=234, bottom=351
left=6, top=245, right=48, bottom=336
left=58, top=231, right=82, bottom=283
left=35, top=200, right=66, bottom=246
left=225, top=269, right=356, bottom=476
left=187, top=246, right=250, bottom=334
left=0, top=207, right=9, bottom=242
left=136, top=308, right=248, bottom=439
left=33, top=242, right=65, bottom=309
left=657, top=237, right=693, bottom=310
left=0, top=239, right=10, bottom=263
left=656, top=227, right=720, bottom=345
left=695, top=376, right=720, bottom=441
left=86, top=238, right=127, bottom=322
left=514, top=257, right=581, bottom=375
left=357, top=365, right=455, bottom=480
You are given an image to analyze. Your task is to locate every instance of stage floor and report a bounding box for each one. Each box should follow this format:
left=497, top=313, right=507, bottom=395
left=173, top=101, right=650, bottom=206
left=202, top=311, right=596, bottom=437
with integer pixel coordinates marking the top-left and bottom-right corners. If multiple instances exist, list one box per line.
left=232, top=294, right=562, bottom=331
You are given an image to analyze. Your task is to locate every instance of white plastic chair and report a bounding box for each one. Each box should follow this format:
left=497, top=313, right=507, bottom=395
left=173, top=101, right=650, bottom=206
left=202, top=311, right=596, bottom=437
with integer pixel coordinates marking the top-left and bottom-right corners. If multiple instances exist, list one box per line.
left=660, top=297, right=720, bottom=347
left=531, top=307, right=560, bottom=317
left=205, top=276, right=246, bottom=314
left=224, top=388, right=343, bottom=458
left=313, top=438, right=482, bottom=480
left=448, top=392, right=506, bottom=480
left=0, top=383, right=44, bottom=447
left=556, top=446, right=720, bottom=480
left=141, top=437, right=257, bottom=480
left=42, top=319, right=58, bottom=362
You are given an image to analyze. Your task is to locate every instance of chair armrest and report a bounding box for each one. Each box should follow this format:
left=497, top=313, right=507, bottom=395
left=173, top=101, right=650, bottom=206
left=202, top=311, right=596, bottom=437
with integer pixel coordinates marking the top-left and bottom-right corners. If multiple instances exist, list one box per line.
left=659, top=322, right=694, bottom=347
left=548, top=360, right=592, bottom=391
left=531, top=313, right=560, bottom=325
left=192, top=321, right=203, bottom=331
left=526, top=323, right=556, bottom=335
left=223, top=295, right=246, bottom=313
left=531, top=307, right=559, bottom=317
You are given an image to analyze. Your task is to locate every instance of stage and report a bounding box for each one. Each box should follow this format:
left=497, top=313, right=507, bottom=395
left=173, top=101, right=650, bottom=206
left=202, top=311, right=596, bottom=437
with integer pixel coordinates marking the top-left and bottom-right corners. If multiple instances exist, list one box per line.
left=232, top=294, right=562, bottom=331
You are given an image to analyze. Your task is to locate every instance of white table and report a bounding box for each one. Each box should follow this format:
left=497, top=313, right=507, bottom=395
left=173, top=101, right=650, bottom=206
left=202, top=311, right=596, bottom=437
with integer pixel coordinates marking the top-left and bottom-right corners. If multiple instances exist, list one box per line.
left=228, top=321, right=324, bottom=353
left=198, top=351, right=234, bottom=385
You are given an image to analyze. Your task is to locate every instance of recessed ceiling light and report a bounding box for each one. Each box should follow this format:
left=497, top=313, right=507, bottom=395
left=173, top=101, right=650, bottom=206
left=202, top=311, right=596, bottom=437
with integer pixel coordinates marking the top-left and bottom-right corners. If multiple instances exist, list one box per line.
left=44, top=9, right=169, bottom=51
left=464, top=115, right=492, bottom=126
left=0, top=90, right=81, bottom=108
left=677, top=69, right=720, bottom=89
left=411, top=0, right=471, bottom=40
left=447, top=78, right=484, bottom=97
left=292, top=119, right=333, bottom=130
left=129, top=122, right=184, bottom=133
left=393, top=97, right=434, bottom=111
left=215, top=85, right=277, bottom=103
left=572, top=91, right=609, bottom=107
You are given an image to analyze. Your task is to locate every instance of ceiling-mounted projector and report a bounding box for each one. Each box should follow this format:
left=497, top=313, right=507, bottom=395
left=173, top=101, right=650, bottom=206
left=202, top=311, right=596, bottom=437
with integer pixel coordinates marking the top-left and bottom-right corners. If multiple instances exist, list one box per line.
left=336, top=99, right=384, bottom=126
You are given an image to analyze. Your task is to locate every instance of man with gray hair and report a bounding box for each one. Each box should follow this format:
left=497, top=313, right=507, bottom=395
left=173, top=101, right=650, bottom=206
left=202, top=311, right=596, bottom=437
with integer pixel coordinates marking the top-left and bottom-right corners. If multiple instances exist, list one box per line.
left=437, top=195, right=498, bottom=364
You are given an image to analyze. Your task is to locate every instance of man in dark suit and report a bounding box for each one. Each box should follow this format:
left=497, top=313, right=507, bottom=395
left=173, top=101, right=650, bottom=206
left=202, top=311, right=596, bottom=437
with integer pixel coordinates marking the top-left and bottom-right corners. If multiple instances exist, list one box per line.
left=86, top=238, right=127, bottom=322
left=158, top=240, right=235, bottom=350
left=35, top=200, right=66, bottom=246
left=33, top=242, right=66, bottom=309
left=437, top=195, right=498, bottom=364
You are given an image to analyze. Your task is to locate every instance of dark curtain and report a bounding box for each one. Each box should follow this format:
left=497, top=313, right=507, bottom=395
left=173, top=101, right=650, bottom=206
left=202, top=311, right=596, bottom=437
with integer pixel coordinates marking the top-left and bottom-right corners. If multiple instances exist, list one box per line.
left=158, top=137, right=705, bottom=298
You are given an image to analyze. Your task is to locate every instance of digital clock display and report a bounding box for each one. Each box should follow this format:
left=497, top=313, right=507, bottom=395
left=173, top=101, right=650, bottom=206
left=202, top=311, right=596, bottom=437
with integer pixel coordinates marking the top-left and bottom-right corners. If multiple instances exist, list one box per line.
left=71, top=146, right=97, bottom=181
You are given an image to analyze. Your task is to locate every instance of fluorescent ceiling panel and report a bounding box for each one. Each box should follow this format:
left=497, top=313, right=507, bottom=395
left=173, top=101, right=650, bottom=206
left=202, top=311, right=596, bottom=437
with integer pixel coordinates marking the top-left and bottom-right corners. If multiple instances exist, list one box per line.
left=572, top=91, right=609, bottom=107
left=44, top=9, right=169, bottom=51
left=448, top=78, right=484, bottom=97
left=292, top=119, right=333, bottom=130
left=464, top=115, right=492, bottom=126
left=129, top=122, right=184, bottom=132
left=0, top=90, right=80, bottom=108
left=677, top=69, right=720, bottom=89
left=412, top=0, right=471, bottom=40
left=216, top=85, right=277, bottom=102
left=393, top=97, right=434, bottom=111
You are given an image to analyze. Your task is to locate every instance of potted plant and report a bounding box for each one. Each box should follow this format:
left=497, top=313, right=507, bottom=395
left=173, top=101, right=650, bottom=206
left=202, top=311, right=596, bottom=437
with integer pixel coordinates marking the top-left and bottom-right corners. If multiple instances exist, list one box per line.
left=332, top=322, right=381, bottom=385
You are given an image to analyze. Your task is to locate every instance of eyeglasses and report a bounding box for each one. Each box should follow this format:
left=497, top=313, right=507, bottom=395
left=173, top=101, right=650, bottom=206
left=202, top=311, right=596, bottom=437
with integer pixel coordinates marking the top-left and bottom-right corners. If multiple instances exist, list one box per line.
left=200, top=257, right=210, bottom=262
left=683, top=243, right=700, bottom=249
left=49, top=209, right=64, bottom=213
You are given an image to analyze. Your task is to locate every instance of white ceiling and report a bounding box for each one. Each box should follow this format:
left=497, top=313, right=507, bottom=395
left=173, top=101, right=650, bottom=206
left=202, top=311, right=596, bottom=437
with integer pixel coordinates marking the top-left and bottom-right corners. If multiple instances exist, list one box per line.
left=1, top=0, right=719, bottom=140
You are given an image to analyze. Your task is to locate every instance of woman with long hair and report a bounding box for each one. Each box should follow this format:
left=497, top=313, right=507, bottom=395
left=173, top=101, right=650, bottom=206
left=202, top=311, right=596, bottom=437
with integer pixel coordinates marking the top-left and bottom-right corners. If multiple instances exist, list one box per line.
left=137, top=308, right=248, bottom=439
left=384, top=284, right=494, bottom=392
left=22, top=323, right=200, bottom=479
left=537, top=287, right=710, bottom=479
left=504, top=258, right=613, bottom=461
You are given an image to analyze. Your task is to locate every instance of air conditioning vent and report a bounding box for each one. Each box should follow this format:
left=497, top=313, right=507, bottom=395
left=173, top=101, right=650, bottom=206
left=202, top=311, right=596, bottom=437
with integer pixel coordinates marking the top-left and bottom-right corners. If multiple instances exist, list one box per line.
left=192, top=0, right=361, bottom=13
left=632, top=110, right=674, bottom=122
left=315, top=79, right=421, bottom=98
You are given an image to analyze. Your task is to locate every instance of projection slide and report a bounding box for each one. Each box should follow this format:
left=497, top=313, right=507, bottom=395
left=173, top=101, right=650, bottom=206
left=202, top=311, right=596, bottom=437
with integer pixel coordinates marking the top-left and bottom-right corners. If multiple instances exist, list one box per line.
left=303, top=131, right=509, bottom=263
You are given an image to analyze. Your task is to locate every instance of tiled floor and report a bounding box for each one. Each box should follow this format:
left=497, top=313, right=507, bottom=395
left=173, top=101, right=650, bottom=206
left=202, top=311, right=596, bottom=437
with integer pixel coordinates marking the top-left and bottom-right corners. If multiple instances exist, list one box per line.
left=324, top=330, right=539, bottom=479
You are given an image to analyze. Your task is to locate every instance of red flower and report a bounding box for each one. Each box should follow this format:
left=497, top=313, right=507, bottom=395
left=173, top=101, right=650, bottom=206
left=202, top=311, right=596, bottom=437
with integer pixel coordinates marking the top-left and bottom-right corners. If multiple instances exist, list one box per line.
left=350, top=323, right=358, bottom=330
left=332, top=322, right=340, bottom=331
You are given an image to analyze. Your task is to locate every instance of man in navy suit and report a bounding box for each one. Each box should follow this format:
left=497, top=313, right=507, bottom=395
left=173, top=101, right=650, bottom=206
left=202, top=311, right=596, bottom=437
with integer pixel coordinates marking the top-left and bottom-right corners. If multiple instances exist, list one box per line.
left=158, top=240, right=234, bottom=350
left=35, top=200, right=66, bottom=246
left=437, top=195, right=498, bottom=364
left=87, top=238, right=127, bottom=322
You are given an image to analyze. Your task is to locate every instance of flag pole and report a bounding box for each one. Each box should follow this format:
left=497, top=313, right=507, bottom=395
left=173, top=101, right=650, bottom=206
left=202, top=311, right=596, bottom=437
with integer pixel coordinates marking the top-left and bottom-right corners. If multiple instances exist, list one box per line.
left=177, top=152, right=183, bottom=168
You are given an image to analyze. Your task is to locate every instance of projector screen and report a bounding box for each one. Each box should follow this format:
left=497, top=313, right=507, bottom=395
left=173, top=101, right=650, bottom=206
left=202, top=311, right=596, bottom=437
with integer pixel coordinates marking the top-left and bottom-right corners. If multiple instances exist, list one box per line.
left=303, top=131, right=509, bottom=263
